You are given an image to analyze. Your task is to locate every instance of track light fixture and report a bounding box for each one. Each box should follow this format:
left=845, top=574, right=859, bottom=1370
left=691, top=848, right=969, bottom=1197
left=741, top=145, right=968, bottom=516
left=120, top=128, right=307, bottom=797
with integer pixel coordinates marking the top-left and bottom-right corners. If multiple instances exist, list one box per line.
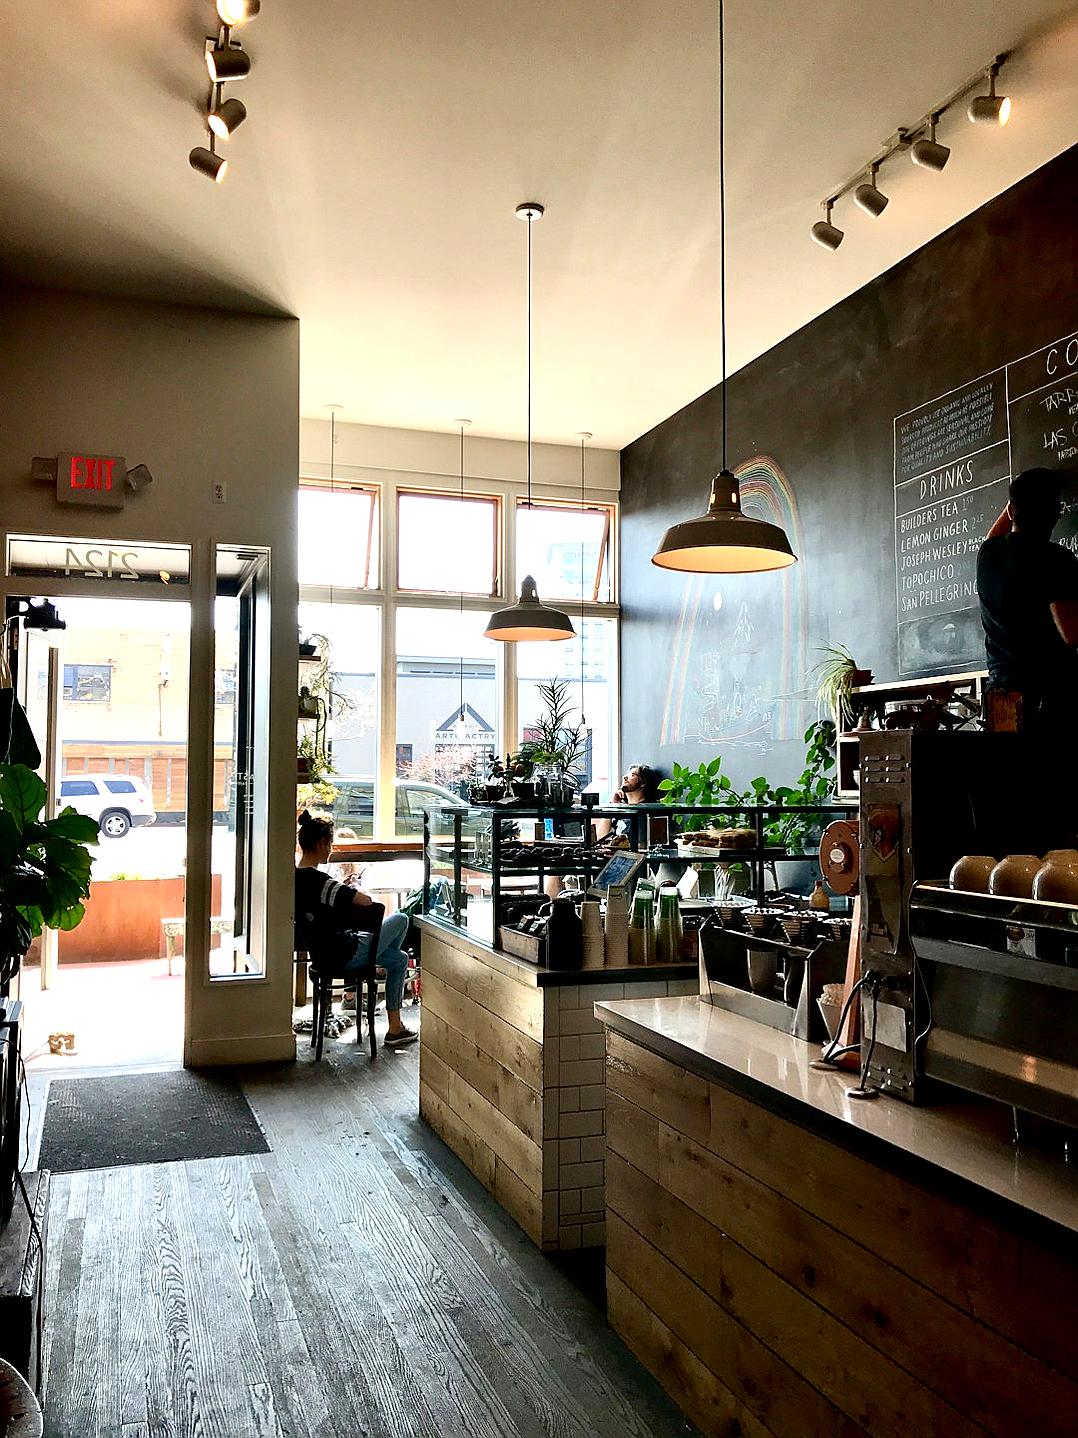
left=191, top=5, right=259, bottom=183
left=854, top=163, right=889, bottom=218
left=811, top=48, right=1014, bottom=249
left=811, top=199, right=844, bottom=250
left=189, top=141, right=228, bottom=183
left=217, top=0, right=260, bottom=23
left=206, top=38, right=251, bottom=82
left=968, top=59, right=1011, bottom=125
left=208, top=95, right=247, bottom=139
left=910, top=114, right=950, bottom=171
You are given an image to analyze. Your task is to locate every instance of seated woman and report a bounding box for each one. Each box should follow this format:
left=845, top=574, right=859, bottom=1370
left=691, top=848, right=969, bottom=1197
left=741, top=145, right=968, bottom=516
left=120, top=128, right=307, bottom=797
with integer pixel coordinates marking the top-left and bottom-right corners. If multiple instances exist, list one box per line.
left=295, top=810, right=417, bottom=1049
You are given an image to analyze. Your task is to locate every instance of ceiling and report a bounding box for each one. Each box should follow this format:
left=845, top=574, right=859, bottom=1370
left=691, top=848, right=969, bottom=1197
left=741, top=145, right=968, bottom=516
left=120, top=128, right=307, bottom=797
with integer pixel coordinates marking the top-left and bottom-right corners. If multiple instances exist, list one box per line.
left=1, top=1, right=1077, bottom=449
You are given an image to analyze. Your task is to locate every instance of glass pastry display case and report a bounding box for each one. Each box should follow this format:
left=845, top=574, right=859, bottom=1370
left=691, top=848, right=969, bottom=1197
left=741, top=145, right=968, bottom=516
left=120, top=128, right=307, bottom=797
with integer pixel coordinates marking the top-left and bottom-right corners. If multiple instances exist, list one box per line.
left=421, top=798, right=858, bottom=951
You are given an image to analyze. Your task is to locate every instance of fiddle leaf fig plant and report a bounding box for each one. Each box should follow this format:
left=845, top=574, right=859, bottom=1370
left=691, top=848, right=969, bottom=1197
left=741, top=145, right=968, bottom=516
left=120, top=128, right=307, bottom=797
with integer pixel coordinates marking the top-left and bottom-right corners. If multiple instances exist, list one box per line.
left=0, top=763, right=98, bottom=988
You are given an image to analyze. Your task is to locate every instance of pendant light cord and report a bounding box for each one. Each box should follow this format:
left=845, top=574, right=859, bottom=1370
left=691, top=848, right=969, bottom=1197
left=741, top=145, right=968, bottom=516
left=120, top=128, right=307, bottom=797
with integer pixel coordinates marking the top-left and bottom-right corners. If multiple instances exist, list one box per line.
left=579, top=433, right=588, bottom=728
left=718, top=0, right=728, bottom=474
left=459, top=421, right=466, bottom=723
left=526, top=214, right=533, bottom=508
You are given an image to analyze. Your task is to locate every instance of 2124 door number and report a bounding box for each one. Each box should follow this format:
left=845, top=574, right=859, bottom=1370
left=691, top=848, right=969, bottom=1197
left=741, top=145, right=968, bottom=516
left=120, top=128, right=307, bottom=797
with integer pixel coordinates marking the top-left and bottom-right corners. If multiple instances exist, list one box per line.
left=64, top=547, right=140, bottom=580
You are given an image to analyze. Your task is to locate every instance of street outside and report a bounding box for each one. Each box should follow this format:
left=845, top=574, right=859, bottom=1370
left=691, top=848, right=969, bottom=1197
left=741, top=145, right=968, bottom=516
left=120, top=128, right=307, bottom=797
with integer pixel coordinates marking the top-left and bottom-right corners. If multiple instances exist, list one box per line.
left=89, top=823, right=424, bottom=903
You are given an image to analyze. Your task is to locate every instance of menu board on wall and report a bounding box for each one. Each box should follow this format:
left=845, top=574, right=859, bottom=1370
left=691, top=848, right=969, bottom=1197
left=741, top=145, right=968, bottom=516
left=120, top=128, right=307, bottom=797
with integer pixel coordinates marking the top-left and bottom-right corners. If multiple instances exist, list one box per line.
left=894, top=328, right=1078, bottom=675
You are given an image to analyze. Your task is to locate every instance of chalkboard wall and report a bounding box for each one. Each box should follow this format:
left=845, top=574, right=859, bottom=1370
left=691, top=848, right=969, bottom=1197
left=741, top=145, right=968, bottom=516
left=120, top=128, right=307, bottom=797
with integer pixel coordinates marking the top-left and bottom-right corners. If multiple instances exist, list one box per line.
left=619, top=143, right=1078, bottom=788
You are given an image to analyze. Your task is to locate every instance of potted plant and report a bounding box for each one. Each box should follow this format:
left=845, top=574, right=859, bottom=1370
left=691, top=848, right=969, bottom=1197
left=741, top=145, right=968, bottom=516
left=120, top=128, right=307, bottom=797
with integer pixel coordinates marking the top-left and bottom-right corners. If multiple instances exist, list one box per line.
left=750, top=720, right=838, bottom=893
left=813, top=644, right=873, bottom=731
left=518, top=679, right=586, bottom=804
left=0, top=764, right=98, bottom=989
left=658, top=757, right=741, bottom=833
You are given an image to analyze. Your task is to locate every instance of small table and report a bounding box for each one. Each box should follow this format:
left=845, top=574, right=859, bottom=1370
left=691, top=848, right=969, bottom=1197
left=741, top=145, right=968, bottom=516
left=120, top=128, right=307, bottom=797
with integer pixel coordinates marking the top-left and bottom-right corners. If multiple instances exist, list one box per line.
left=161, top=916, right=235, bottom=975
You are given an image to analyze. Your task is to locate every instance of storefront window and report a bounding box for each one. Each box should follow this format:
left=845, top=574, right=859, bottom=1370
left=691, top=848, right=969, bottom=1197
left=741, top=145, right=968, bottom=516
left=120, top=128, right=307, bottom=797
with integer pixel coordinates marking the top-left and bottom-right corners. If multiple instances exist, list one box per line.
left=298, top=601, right=381, bottom=835
left=394, top=607, right=501, bottom=836
left=517, top=617, right=618, bottom=798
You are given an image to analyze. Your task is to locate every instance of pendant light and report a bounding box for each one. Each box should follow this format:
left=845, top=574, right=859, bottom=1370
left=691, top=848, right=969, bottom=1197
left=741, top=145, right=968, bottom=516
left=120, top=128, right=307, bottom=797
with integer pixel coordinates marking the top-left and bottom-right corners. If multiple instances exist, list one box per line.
left=485, top=203, right=575, bottom=641
left=651, top=0, right=796, bottom=575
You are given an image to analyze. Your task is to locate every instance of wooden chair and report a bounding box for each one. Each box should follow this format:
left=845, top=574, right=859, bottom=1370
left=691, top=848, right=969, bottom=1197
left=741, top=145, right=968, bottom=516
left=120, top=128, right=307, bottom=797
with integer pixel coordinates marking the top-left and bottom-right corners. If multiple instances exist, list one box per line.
left=297, top=902, right=385, bottom=1062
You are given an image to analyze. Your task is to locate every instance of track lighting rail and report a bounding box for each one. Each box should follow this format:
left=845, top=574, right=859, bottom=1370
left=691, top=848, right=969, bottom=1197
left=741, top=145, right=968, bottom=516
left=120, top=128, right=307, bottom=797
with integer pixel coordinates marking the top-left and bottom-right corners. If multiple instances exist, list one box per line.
left=813, top=52, right=1011, bottom=248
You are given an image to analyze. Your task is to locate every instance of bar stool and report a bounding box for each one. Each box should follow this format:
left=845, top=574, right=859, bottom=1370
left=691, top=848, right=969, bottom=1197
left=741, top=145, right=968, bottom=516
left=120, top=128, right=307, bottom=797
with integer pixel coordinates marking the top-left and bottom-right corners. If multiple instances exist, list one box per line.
left=299, top=902, right=385, bottom=1061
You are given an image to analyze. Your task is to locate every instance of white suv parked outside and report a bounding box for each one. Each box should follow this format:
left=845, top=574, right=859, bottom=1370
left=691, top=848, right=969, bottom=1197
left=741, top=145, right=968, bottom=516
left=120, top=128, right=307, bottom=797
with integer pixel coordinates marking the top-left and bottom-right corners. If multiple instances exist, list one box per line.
left=58, top=775, right=157, bottom=838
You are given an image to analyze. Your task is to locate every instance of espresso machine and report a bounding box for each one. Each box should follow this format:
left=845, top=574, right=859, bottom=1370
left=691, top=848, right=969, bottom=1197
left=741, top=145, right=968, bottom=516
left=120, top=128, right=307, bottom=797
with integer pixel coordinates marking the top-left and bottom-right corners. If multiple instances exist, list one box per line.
left=857, top=730, right=1078, bottom=1125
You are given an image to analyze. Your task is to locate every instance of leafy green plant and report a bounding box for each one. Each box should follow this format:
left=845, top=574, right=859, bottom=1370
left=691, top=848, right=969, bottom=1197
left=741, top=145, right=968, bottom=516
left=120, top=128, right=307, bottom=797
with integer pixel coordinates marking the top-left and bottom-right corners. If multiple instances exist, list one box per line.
left=517, top=679, right=586, bottom=778
left=752, top=720, right=837, bottom=854
left=0, top=764, right=98, bottom=987
left=659, top=721, right=837, bottom=850
left=658, top=757, right=741, bottom=832
left=813, top=644, right=870, bottom=731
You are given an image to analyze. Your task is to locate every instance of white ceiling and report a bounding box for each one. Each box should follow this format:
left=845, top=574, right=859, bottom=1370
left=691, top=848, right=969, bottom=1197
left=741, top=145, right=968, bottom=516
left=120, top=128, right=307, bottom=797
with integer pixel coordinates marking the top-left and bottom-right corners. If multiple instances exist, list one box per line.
left=1, top=1, right=1077, bottom=449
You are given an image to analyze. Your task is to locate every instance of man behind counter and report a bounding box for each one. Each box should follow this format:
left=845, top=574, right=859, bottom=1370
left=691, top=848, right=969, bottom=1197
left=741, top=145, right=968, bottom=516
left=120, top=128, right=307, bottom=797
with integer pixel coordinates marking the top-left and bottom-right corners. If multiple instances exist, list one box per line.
left=977, top=466, right=1078, bottom=734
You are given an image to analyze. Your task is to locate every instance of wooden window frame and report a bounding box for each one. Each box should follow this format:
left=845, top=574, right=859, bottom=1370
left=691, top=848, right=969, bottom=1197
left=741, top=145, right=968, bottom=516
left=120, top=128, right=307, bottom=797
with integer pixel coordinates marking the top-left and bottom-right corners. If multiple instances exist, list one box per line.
left=515, top=497, right=614, bottom=602
left=395, top=487, right=501, bottom=598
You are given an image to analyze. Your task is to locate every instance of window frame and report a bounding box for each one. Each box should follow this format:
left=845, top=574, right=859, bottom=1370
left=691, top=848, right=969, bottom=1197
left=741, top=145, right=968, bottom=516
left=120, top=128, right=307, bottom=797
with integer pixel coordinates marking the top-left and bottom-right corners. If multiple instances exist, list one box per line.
left=298, top=478, right=380, bottom=590
left=514, top=497, right=615, bottom=603
left=394, top=486, right=502, bottom=598
left=298, top=470, right=619, bottom=840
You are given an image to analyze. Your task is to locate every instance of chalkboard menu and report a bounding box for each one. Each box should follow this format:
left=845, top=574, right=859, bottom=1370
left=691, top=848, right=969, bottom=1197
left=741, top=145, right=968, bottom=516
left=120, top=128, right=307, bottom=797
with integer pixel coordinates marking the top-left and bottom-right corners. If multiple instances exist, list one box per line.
left=894, top=328, right=1078, bottom=675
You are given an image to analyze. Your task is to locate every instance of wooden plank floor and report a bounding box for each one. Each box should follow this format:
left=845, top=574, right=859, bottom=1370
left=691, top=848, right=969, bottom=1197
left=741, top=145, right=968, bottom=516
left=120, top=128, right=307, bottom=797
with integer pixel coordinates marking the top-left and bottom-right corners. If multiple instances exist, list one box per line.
left=28, top=1025, right=698, bottom=1438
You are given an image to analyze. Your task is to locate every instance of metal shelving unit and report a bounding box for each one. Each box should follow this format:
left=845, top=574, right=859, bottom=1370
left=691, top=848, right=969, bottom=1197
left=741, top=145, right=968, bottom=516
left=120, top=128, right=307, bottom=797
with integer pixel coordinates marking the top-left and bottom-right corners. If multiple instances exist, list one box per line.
left=422, top=799, right=858, bottom=936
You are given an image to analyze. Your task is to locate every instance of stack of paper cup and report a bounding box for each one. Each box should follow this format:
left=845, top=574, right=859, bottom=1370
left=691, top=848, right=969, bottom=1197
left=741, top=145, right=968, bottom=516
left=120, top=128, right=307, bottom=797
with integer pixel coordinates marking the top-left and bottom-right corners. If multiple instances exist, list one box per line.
left=603, top=885, right=629, bottom=967
left=581, top=901, right=605, bottom=968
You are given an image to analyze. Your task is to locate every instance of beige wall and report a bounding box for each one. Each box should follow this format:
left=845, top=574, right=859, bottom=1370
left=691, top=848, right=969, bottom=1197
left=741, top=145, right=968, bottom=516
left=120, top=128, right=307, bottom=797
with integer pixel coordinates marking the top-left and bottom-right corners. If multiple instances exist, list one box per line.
left=299, top=416, right=621, bottom=495
left=0, top=286, right=299, bottom=1066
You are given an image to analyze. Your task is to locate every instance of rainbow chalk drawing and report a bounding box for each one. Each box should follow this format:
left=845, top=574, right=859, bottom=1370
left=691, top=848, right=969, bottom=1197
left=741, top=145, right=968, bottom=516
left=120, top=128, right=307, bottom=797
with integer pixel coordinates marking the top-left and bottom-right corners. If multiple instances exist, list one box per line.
left=660, top=456, right=808, bottom=751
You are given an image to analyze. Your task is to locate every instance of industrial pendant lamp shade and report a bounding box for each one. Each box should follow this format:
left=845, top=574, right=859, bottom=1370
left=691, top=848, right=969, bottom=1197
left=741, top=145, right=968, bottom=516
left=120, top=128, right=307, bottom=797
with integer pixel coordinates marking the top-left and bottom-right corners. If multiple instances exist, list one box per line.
left=652, top=469, right=795, bottom=573
left=484, top=576, right=576, bottom=642
left=650, top=0, right=795, bottom=575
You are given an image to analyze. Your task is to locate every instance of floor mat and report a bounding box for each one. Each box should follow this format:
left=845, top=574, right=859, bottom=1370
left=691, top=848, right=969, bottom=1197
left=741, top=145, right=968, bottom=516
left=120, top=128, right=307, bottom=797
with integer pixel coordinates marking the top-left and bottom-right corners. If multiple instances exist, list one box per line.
left=37, top=1069, right=270, bottom=1174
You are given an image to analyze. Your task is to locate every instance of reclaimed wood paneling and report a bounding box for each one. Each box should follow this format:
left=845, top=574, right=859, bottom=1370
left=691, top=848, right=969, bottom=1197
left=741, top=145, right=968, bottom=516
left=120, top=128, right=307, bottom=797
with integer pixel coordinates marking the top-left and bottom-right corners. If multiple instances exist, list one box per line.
left=605, top=1030, right=1078, bottom=1438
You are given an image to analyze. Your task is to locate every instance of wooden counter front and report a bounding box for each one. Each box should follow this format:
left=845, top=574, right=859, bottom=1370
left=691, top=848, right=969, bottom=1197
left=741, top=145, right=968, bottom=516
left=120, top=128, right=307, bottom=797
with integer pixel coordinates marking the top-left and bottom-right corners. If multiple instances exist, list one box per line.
left=415, top=917, right=696, bottom=1251
left=594, top=997, right=1078, bottom=1438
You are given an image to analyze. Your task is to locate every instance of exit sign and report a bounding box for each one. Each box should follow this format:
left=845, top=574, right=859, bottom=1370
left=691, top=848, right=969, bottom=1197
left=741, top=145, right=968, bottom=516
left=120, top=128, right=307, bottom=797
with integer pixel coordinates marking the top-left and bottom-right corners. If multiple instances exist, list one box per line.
left=56, top=452, right=126, bottom=509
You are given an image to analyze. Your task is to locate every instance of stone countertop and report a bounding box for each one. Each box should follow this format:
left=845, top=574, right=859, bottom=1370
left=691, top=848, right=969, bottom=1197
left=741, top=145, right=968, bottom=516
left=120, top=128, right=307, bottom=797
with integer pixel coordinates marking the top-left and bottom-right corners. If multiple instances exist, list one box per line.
left=594, top=994, right=1078, bottom=1244
left=415, top=915, right=696, bottom=989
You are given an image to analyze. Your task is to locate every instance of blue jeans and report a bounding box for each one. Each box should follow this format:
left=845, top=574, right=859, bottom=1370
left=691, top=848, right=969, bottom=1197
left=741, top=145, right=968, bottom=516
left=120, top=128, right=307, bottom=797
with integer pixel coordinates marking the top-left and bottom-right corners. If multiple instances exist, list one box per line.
left=342, top=911, right=410, bottom=1011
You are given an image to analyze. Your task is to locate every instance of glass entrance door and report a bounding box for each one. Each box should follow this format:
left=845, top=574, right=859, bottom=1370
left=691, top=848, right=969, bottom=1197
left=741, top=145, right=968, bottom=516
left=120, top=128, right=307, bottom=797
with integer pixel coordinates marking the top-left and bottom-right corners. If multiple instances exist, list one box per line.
left=213, top=547, right=270, bottom=978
